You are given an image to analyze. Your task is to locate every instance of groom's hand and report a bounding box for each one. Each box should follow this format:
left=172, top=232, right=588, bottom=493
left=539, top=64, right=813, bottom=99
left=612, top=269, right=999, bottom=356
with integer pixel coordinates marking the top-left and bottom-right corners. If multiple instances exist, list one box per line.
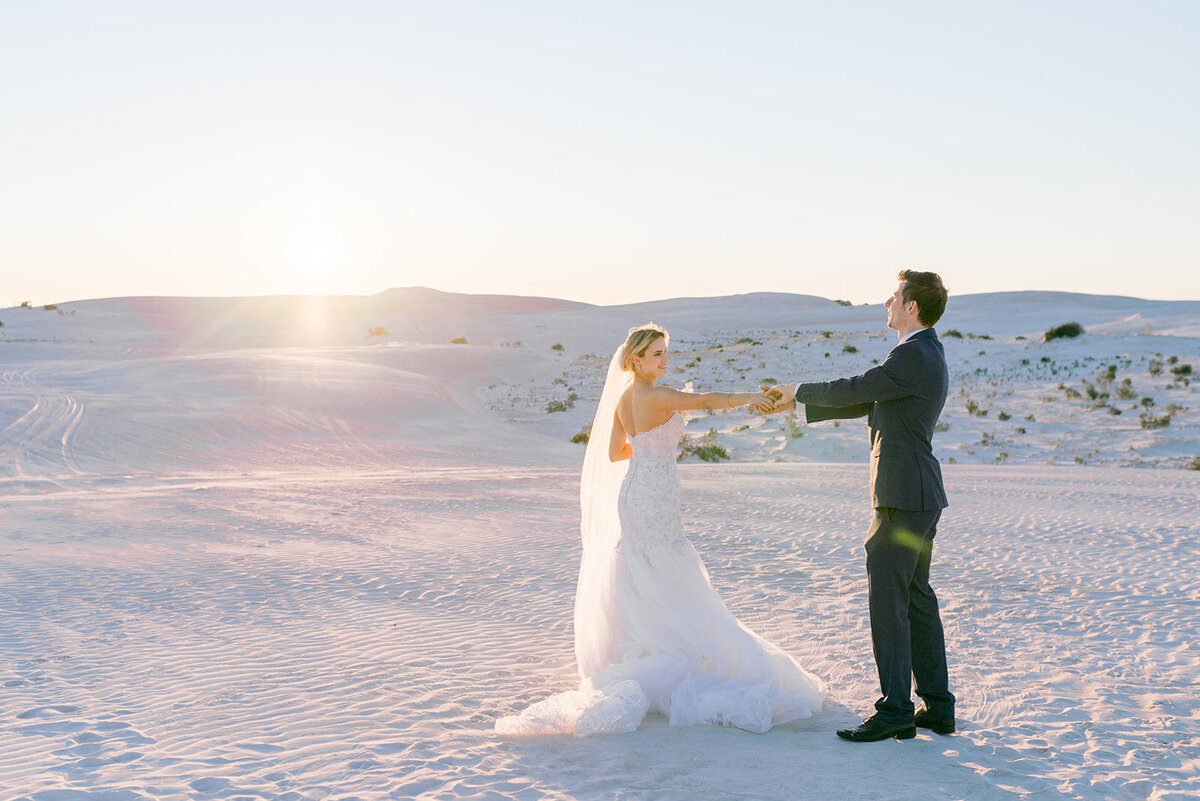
left=756, top=383, right=797, bottom=413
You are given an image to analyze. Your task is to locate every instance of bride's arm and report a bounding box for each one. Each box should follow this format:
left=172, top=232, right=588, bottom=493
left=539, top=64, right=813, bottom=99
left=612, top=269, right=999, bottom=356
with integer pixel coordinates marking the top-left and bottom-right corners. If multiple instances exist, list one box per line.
left=652, top=385, right=765, bottom=412
left=609, top=409, right=632, bottom=462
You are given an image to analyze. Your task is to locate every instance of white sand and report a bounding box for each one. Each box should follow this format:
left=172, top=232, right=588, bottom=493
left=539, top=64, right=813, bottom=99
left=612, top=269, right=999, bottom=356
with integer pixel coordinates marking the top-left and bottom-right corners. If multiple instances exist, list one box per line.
left=2, top=289, right=1199, bottom=800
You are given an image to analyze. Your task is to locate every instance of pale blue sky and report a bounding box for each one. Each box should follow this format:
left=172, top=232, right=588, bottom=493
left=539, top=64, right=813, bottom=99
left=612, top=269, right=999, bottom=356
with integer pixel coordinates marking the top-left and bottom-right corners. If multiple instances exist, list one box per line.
left=3, top=1, right=1197, bottom=306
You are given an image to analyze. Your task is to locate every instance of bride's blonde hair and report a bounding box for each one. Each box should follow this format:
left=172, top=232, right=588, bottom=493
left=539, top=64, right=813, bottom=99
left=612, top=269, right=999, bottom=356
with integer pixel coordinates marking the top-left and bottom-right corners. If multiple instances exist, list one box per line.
left=621, top=323, right=669, bottom=371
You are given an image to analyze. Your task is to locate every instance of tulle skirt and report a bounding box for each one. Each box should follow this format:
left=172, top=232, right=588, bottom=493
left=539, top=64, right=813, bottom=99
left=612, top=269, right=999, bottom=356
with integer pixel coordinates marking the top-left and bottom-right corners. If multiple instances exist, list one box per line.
left=496, top=536, right=824, bottom=737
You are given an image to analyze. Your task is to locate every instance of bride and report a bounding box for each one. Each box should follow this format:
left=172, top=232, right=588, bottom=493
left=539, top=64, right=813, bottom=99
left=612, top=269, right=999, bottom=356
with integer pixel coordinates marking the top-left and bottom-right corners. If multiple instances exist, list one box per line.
left=496, top=324, right=824, bottom=737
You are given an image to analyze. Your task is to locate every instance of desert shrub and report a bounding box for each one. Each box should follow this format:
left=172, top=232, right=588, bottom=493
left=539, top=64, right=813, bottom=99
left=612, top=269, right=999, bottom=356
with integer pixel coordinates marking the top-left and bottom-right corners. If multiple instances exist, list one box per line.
left=570, top=429, right=589, bottom=444
left=450, top=336, right=468, bottom=345
left=843, top=345, right=858, bottom=354
left=367, top=326, right=389, bottom=337
left=1043, top=322, right=1084, bottom=341
left=761, top=377, right=777, bottom=386
left=1024, top=414, right=1035, bottom=421
left=1186, top=457, right=1200, bottom=471
left=784, top=411, right=804, bottom=439
left=1021, top=359, right=1030, bottom=366
left=19, top=301, right=31, bottom=308
left=1168, top=355, right=1179, bottom=364
left=678, top=428, right=730, bottom=462
left=1140, top=412, right=1171, bottom=429
left=820, top=331, right=834, bottom=339
left=1015, top=336, right=1027, bottom=341
left=965, top=400, right=979, bottom=415
left=998, top=411, right=1011, bottom=421
left=1171, top=364, right=1193, bottom=376
left=552, top=343, right=564, bottom=351
left=552, top=377, right=566, bottom=386
left=1148, top=359, right=1164, bottom=376
left=545, top=400, right=568, bottom=413
left=0, top=319, right=4, bottom=327
left=834, top=299, right=853, bottom=307
left=943, top=329, right=964, bottom=338
left=1099, top=364, right=1117, bottom=383
left=1141, top=396, right=1155, bottom=407
left=734, top=337, right=762, bottom=346
left=1063, top=386, right=1082, bottom=400
left=1115, top=379, right=1136, bottom=400
left=934, top=420, right=951, bottom=433
left=1016, top=427, right=1027, bottom=434
left=43, top=304, right=57, bottom=311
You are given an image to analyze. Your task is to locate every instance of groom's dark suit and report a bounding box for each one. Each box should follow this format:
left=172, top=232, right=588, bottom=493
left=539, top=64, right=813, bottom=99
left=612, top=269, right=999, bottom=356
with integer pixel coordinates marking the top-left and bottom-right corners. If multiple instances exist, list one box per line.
left=795, top=328, right=955, bottom=723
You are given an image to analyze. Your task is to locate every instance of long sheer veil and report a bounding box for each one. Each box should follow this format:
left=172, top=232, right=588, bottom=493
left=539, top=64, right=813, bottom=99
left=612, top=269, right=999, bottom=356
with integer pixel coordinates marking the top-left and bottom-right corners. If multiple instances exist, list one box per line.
left=573, top=344, right=632, bottom=683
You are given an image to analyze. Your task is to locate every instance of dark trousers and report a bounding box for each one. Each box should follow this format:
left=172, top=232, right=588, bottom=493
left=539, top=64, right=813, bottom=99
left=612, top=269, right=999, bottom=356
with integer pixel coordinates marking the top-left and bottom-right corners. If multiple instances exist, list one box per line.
left=865, top=507, right=955, bottom=722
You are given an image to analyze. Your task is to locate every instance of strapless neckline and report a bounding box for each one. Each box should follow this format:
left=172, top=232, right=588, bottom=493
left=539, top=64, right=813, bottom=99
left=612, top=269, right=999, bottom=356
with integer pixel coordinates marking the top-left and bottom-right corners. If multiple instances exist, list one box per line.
left=631, top=412, right=680, bottom=439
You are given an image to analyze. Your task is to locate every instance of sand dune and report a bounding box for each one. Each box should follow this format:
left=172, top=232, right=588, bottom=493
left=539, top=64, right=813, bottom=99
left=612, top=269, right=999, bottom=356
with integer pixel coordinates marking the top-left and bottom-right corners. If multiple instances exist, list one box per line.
left=2, top=288, right=1198, bottom=799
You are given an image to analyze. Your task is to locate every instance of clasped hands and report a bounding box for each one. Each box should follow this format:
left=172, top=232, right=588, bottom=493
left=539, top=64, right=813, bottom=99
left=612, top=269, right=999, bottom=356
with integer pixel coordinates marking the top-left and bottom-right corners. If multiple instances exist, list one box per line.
left=752, top=382, right=797, bottom=414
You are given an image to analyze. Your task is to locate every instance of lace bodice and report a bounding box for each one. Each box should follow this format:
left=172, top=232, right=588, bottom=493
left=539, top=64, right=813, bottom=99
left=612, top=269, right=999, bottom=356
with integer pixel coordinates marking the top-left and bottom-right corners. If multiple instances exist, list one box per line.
left=618, top=412, right=686, bottom=554
left=629, top=412, right=685, bottom=463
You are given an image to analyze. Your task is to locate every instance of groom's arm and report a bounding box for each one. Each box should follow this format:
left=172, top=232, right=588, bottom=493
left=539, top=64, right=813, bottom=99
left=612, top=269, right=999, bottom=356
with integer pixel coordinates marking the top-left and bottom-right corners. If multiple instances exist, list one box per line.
left=803, top=401, right=872, bottom=423
left=795, top=347, right=920, bottom=409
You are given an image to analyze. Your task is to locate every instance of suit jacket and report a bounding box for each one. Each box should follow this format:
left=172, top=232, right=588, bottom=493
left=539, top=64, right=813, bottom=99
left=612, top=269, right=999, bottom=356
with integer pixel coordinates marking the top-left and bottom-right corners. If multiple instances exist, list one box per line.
left=795, top=328, right=949, bottom=512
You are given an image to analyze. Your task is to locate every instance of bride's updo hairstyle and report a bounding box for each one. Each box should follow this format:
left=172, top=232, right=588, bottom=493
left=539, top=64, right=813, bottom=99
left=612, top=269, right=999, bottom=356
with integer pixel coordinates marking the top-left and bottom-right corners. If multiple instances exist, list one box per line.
left=621, top=323, right=669, bottom=372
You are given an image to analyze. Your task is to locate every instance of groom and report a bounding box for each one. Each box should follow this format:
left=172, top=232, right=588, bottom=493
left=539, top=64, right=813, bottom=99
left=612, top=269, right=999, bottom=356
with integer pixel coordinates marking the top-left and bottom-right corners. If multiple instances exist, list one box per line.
left=761, top=270, right=955, bottom=742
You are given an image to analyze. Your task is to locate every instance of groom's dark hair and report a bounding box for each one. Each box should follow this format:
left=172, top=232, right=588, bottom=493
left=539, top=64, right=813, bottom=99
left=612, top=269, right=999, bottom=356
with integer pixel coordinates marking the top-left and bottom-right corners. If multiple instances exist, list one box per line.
left=898, top=270, right=947, bottom=327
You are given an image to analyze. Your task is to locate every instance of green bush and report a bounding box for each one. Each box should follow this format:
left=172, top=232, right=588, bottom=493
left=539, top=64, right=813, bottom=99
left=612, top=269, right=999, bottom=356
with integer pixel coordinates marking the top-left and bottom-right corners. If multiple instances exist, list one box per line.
left=551, top=343, right=564, bottom=351
left=570, top=430, right=589, bottom=444
left=843, top=345, right=858, bottom=354
left=784, top=412, right=803, bottom=439
left=1140, top=412, right=1171, bottom=429
left=1043, top=322, right=1084, bottom=341
left=679, top=428, right=730, bottom=462
left=834, top=299, right=852, bottom=307
left=943, top=329, right=964, bottom=338
left=1171, top=364, right=1193, bottom=376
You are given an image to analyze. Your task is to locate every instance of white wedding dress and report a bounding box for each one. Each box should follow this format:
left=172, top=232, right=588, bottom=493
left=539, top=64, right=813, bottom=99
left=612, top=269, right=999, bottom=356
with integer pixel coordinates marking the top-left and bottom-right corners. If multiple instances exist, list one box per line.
left=496, top=349, right=824, bottom=738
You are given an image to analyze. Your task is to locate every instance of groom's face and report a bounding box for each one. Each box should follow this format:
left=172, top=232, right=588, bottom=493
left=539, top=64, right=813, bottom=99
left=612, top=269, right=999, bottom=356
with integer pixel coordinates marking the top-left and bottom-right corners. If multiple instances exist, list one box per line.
left=885, top=281, right=918, bottom=330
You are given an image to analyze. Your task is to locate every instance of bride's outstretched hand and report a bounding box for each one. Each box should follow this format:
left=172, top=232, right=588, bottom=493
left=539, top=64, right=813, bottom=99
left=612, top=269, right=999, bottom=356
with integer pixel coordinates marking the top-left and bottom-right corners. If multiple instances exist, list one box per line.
left=755, top=383, right=797, bottom=413
left=751, top=386, right=777, bottom=414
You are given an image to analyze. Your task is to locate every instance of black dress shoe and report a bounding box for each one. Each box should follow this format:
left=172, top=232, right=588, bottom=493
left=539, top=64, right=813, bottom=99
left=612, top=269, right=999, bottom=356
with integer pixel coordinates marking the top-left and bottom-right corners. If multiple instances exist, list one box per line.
left=915, top=706, right=956, bottom=735
left=836, top=716, right=917, bottom=742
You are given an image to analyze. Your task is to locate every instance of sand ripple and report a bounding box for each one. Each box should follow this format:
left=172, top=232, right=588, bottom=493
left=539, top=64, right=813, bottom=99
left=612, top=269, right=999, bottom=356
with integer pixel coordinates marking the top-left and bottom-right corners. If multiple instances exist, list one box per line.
left=2, top=464, right=1198, bottom=799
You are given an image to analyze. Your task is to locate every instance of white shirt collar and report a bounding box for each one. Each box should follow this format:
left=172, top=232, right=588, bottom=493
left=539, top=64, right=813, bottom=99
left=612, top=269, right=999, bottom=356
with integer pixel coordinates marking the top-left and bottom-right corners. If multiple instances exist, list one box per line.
left=898, top=327, right=929, bottom=344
